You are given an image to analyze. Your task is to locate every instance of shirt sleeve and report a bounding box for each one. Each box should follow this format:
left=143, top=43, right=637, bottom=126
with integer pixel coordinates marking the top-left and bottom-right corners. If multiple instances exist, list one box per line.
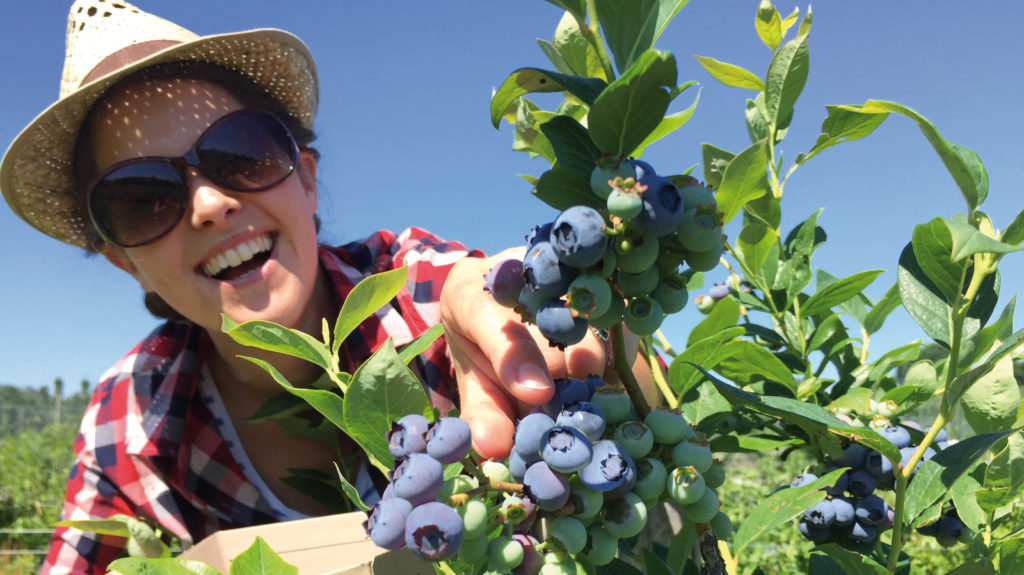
left=40, top=441, right=134, bottom=574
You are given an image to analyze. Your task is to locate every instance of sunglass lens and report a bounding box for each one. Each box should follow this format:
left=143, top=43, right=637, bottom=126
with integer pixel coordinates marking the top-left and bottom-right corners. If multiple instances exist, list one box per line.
left=90, top=161, right=187, bottom=247
left=198, top=113, right=296, bottom=190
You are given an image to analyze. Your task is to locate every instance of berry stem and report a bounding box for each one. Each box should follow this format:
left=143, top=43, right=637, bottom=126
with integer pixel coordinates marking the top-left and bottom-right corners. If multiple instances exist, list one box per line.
left=610, top=324, right=652, bottom=420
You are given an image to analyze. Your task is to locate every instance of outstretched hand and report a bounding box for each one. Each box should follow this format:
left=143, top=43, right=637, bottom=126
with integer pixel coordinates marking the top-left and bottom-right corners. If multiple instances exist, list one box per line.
left=440, top=247, right=610, bottom=460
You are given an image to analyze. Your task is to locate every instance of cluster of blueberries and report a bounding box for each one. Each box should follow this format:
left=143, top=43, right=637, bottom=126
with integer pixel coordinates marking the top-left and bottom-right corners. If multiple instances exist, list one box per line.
left=363, top=375, right=732, bottom=574
left=784, top=422, right=968, bottom=548
left=484, top=155, right=724, bottom=348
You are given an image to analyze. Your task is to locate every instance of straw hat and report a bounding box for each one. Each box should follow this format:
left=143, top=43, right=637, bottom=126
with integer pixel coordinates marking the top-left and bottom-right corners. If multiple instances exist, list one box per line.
left=0, top=0, right=319, bottom=249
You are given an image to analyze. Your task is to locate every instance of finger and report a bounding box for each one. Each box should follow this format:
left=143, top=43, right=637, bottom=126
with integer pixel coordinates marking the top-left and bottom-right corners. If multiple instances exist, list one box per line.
left=447, top=326, right=519, bottom=460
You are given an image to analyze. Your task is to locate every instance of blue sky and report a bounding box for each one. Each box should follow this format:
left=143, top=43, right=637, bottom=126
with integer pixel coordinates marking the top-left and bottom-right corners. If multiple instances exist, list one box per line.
left=2, top=1, right=1023, bottom=391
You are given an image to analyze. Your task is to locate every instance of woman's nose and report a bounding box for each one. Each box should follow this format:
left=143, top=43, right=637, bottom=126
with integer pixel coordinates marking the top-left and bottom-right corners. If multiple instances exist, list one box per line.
left=186, top=168, right=243, bottom=229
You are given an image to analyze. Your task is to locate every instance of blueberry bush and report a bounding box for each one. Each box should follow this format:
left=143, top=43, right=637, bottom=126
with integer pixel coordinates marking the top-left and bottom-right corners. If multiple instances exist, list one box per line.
left=69, top=1, right=1023, bottom=574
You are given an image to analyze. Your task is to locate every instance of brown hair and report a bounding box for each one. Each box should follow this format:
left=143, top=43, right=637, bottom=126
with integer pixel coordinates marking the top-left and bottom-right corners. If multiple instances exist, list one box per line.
left=75, top=60, right=320, bottom=321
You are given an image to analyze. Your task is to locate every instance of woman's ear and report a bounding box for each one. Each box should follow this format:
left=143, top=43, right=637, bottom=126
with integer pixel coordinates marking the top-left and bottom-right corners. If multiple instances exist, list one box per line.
left=99, top=244, right=154, bottom=292
left=297, top=149, right=318, bottom=213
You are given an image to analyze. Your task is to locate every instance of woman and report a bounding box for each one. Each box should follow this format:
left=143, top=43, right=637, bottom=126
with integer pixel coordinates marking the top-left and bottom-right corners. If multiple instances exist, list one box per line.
left=1, top=1, right=652, bottom=573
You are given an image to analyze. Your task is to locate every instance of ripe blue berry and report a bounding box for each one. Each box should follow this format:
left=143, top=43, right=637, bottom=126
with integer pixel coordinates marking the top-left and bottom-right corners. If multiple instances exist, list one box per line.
left=364, top=497, right=413, bottom=550
left=536, top=299, right=589, bottom=348
left=425, top=417, right=472, bottom=464
left=831, top=496, right=856, bottom=526
left=634, top=176, right=685, bottom=237
left=790, top=473, right=817, bottom=488
left=936, top=515, right=966, bottom=548
left=833, top=443, right=868, bottom=469
left=404, top=502, right=465, bottom=561
left=523, top=461, right=570, bottom=511
left=854, top=494, right=889, bottom=525
left=541, top=426, right=594, bottom=473
left=484, top=259, right=526, bottom=308
left=847, top=469, right=877, bottom=497
left=508, top=449, right=529, bottom=481
left=804, top=498, right=836, bottom=528
left=552, top=376, right=595, bottom=406
left=845, top=521, right=877, bottom=544
left=579, top=439, right=636, bottom=494
left=523, top=241, right=577, bottom=300
left=514, top=412, right=556, bottom=463
left=556, top=401, right=606, bottom=442
left=551, top=206, right=608, bottom=268
left=627, top=158, right=656, bottom=180
left=386, top=414, right=431, bottom=460
left=880, top=425, right=912, bottom=449
left=708, top=283, right=730, bottom=301
left=865, top=450, right=894, bottom=484
left=526, top=222, right=554, bottom=248
left=799, top=518, right=832, bottom=544
left=391, top=453, right=443, bottom=506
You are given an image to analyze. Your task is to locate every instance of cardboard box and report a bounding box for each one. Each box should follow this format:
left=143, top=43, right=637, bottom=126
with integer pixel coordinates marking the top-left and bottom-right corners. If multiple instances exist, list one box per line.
left=179, top=511, right=434, bottom=574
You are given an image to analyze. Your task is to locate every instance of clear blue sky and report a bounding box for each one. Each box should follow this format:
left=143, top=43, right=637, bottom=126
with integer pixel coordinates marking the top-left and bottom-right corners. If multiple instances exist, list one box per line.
left=2, top=1, right=1023, bottom=391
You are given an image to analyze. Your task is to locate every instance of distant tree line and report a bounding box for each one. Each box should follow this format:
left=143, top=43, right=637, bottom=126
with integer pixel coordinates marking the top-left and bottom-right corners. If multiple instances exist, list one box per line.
left=0, top=379, right=93, bottom=435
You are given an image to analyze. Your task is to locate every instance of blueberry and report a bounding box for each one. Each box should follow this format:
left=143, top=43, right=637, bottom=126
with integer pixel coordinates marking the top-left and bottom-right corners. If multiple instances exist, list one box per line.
left=484, top=258, right=526, bottom=308
left=936, top=427, right=949, bottom=443
left=606, top=186, right=644, bottom=219
left=672, top=440, right=714, bottom=474
left=845, top=520, right=877, bottom=544
left=514, top=412, right=556, bottom=462
left=364, top=497, right=413, bottom=550
left=936, top=515, right=965, bottom=548
left=522, top=461, right=570, bottom=511
left=581, top=374, right=605, bottom=396
left=508, top=449, right=529, bottom=481
left=386, top=414, right=430, bottom=460
left=545, top=377, right=593, bottom=414
left=847, top=469, right=876, bottom=497
left=832, top=443, right=868, bottom=469
left=391, top=453, right=443, bottom=506
left=550, top=206, right=608, bottom=268
left=830, top=496, right=856, bottom=526
left=627, top=159, right=656, bottom=180
left=499, top=494, right=536, bottom=528
left=683, top=487, right=720, bottom=523
left=540, top=426, right=594, bottom=473
left=458, top=498, right=489, bottom=539
left=579, top=439, right=636, bottom=493
left=824, top=469, right=848, bottom=496
left=615, top=234, right=660, bottom=274
left=425, top=417, right=472, bottom=464
left=487, top=535, right=525, bottom=571
left=602, top=492, right=648, bottom=538
left=515, top=284, right=549, bottom=323
left=556, top=401, right=606, bottom=442
left=548, top=516, right=588, bottom=554
left=880, top=425, right=912, bottom=449
left=586, top=293, right=626, bottom=330
left=799, top=518, right=832, bottom=543
left=634, top=176, right=685, bottom=237
left=590, top=387, right=631, bottom=424
left=651, top=274, right=688, bottom=314
left=404, top=501, right=465, bottom=561
left=865, top=450, right=894, bottom=485
left=578, top=524, right=617, bottom=566
left=526, top=222, right=554, bottom=249
left=643, top=407, right=690, bottom=445
left=790, top=473, right=817, bottom=488
left=566, top=274, right=613, bottom=318
left=522, top=241, right=578, bottom=300
left=612, top=421, right=655, bottom=459
left=481, top=460, right=513, bottom=483
left=855, top=495, right=889, bottom=525
left=632, top=457, right=668, bottom=501
left=680, top=184, right=715, bottom=212
left=708, top=283, right=730, bottom=301
left=684, top=235, right=724, bottom=272
left=702, top=461, right=726, bottom=489
left=666, top=465, right=706, bottom=505
left=804, top=498, right=837, bottom=528
left=456, top=531, right=488, bottom=562
left=511, top=534, right=543, bottom=575
left=678, top=205, right=723, bottom=252
left=536, top=299, right=589, bottom=348
left=710, top=511, right=733, bottom=539
left=624, top=296, right=664, bottom=336
left=591, top=156, right=636, bottom=199
left=616, top=267, right=660, bottom=297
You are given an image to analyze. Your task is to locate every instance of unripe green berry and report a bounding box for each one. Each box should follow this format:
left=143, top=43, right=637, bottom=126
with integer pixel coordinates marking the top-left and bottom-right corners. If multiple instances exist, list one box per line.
left=607, top=187, right=643, bottom=218
left=651, top=274, right=688, bottom=314
left=579, top=524, right=618, bottom=566
left=612, top=421, right=655, bottom=459
left=644, top=407, right=690, bottom=445
left=684, top=487, right=720, bottom=523
left=667, top=466, right=706, bottom=505
left=481, top=460, right=513, bottom=483
left=591, top=387, right=630, bottom=424
left=672, top=439, right=713, bottom=473
left=568, top=476, right=604, bottom=520
left=615, top=234, right=660, bottom=274
left=703, top=461, right=726, bottom=489
left=590, top=157, right=635, bottom=199
left=586, top=293, right=625, bottom=330
left=459, top=498, right=489, bottom=539
left=624, top=296, right=664, bottom=336
left=567, top=274, right=613, bottom=318
left=710, top=511, right=733, bottom=539
left=549, top=516, right=588, bottom=554
left=616, top=267, right=660, bottom=297
left=602, top=492, right=648, bottom=539
left=632, top=457, right=668, bottom=501
left=457, top=532, right=488, bottom=562
left=694, top=294, right=716, bottom=314
left=680, top=184, right=716, bottom=212
left=488, top=536, right=525, bottom=572
left=685, top=236, right=723, bottom=272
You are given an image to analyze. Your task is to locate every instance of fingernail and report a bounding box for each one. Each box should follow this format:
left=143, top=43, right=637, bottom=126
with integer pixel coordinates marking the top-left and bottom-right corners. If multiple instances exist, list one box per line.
left=517, top=363, right=552, bottom=391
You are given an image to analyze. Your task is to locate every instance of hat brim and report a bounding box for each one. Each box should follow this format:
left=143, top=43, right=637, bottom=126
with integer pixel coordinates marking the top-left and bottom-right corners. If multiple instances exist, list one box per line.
left=0, top=28, right=318, bottom=249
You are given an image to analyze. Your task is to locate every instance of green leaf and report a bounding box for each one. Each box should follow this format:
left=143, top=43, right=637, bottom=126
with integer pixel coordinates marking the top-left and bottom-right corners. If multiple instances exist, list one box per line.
left=537, top=39, right=577, bottom=76
left=540, top=115, right=603, bottom=178
left=229, top=536, right=298, bottom=575
left=687, top=296, right=740, bottom=346
left=946, top=215, right=1020, bottom=262
left=334, top=462, right=371, bottom=513
left=246, top=393, right=307, bottom=424
left=596, top=0, right=660, bottom=75
left=961, top=296, right=1016, bottom=368
left=736, top=219, right=780, bottom=282
left=961, top=356, right=1020, bottom=434
left=801, top=270, right=883, bottom=318
left=680, top=378, right=732, bottom=426
left=812, top=544, right=888, bottom=575
left=124, top=515, right=169, bottom=558
left=710, top=433, right=805, bottom=453
left=221, top=316, right=332, bottom=372
left=490, top=68, right=607, bottom=128
left=815, top=269, right=869, bottom=326
left=912, top=217, right=963, bottom=303
left=552, top=11, right=605, bottom=80
left=732, top=468, right=847, bottom=555
left=807, top=314, right=845, bottom=354
left=947, top=327, right=1024, bottom=405
left=631, top=87, right=700, bottom=157
left=898, top=360, right=941, bottom=409
left=797, top=5, right=813, bottom=37
left=107, top=557, right=223, bottom=575
left=694, top=56, right=765, bottom=91
left=904, top=428, right=1018, bottom=524
left=839, top=100, right=989, bottom=210
left=642, top=548, right=677, bottom=575
left=826, top=387, right=873, bottom=413
left=774, top=210, right=824, bottom=305
left=864, top=282, right=901, bottom=335
left=653, top=0, right=691, bottom=42
left=56, top=517, right=132, bottom=537
left=534, top=167, right=604, bottom=211
left=588, top=50, right=677, bottom=155
left=780, top=6, right=800, bottom=36
left=701, top=143, right=734, bottom=190
left=897, top=242, right=1000, bottom=347
left=950, top=465, right=986, bottom=531
left=1000, top=207, right=1024, bottom=246
left=764, top=32, right=809, bottom=127
left=1000, top=540, right=1024, bottom=575
left=397, top=323, right=446, bottom=365
left=664, top=518, right=698, bottom=573
left=343, top=340, right=433, bottom=474
left=745, top=97, right=771, bottom=144
left=332, top=266, right=409, bottom=357
left=755, top=0, right=783, bottom=51
left=512, top=97, right=556, bottom=163
left=715, top=140, right=769, bottom=225
left=669, top=326, right=746, bottom=395
left=799, top=106, right=887, bottom=165
left=544, top=0, right=586, bottom=20
left=240, top=355, right=347, bottom=439
left=713, top=340, right=797, bottom=394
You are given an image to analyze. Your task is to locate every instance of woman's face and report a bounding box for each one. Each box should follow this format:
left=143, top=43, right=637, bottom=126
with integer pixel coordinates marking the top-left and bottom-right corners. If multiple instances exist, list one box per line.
left=88, top=77, right=323, bottom=332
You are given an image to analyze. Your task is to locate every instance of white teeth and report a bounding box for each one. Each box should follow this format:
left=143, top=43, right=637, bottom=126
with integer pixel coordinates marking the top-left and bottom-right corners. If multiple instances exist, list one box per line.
left=202, top=234, right=273, bottom=277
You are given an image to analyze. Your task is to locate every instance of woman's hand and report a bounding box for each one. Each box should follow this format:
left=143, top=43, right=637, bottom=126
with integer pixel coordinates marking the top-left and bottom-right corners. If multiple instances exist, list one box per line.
left=440, top=247, right=610, bottom=460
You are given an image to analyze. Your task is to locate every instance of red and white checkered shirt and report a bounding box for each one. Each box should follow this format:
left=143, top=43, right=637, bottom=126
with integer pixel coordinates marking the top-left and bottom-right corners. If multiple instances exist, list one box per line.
left=41, top=228, right=481, bottom=574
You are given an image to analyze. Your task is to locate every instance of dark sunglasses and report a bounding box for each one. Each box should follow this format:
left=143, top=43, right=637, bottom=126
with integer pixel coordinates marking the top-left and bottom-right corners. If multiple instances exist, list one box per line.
left=86, top=108, right=299, bottom=248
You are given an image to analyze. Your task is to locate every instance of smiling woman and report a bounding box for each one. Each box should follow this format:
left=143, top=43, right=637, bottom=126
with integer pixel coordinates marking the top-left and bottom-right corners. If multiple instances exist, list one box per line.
left=0, top=1, right=639, bottom=574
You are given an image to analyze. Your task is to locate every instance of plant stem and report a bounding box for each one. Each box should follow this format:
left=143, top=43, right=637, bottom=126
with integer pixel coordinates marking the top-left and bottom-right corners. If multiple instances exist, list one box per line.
left=611, top=324, right=652, bottom=420
left=581, top=0, right=616, bottom=82
left=642, top=337, right=679, bottom=409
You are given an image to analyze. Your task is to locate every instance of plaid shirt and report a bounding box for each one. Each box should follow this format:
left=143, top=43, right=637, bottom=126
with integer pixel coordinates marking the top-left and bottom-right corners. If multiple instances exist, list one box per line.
left=42, top=228, right=482, bottom=575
